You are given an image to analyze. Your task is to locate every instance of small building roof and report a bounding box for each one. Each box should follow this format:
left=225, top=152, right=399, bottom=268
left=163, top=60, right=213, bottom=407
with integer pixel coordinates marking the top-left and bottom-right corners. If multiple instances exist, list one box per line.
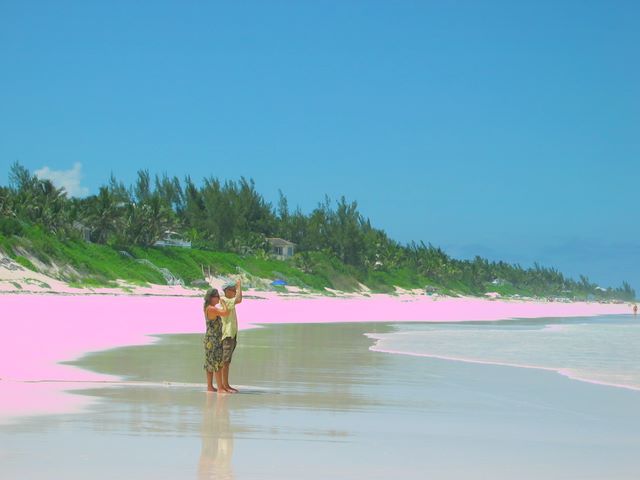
left=266, top=237, right=296, bottom=247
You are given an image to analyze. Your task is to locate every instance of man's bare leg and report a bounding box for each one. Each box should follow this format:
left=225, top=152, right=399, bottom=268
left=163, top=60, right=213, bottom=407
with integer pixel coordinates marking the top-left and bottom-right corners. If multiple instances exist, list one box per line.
left=222, top=363, right=238, bottom=392
left=215, top=369, right=231, bottom=393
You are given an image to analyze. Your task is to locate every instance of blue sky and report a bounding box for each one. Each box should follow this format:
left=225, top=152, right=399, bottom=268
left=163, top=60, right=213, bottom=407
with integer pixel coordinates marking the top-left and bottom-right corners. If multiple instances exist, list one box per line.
left=1, top=1, right=639, bottom=291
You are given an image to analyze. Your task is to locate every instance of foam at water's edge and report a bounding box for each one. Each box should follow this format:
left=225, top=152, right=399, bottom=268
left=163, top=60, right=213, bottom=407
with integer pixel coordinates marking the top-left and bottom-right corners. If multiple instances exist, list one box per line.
left=365, top=333, right=640, bottom=393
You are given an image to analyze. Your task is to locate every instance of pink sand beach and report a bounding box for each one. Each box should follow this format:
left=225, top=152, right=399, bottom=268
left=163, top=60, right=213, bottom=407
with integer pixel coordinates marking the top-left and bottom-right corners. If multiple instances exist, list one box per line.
left=0, top=291, right=631, bottom=423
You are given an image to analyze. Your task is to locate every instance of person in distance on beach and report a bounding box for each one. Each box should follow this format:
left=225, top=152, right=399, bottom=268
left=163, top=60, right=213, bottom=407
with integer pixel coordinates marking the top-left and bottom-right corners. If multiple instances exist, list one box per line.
left=219, top=279, right=242, bottom=393
left=203, top=288, right=229, bottom=393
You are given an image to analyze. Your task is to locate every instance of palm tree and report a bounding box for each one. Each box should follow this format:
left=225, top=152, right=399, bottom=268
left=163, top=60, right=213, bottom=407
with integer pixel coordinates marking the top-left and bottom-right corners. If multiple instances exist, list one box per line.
left=122, top=195, right=174, bottom=247
left=85, top=187, right=123, bottom=244
left=37, top=179, right=68, bottom=234
left=0, top=186, right=15, bottom=217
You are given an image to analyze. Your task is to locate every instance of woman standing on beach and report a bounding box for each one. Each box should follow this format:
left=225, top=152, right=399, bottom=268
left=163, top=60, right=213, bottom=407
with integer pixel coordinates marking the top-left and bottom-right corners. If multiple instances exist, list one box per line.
left=203, top=288, right=229, bottom=393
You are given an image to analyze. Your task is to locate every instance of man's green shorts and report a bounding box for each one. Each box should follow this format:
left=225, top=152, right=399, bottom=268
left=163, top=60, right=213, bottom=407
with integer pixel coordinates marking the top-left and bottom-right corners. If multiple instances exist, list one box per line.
left=222, top=336, right=237, bottom=363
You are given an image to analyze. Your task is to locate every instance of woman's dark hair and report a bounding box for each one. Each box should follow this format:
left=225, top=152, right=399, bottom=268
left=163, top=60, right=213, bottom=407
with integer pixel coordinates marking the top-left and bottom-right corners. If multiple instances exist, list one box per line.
left=203, top=288, right=220, bottom=310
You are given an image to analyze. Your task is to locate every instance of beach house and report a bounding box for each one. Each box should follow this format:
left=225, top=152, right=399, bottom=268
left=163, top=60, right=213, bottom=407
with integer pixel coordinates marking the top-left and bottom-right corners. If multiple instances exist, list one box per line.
left=266, top=237, right=296, bottom=260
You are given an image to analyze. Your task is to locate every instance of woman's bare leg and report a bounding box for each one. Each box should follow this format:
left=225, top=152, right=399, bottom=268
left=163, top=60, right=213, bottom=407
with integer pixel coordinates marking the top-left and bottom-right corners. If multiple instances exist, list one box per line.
left=206, top=370, right=216, bottom=392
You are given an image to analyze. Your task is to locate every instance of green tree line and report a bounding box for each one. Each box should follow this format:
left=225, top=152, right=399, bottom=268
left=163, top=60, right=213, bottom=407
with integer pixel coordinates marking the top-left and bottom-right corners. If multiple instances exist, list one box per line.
left=0, top=162, right=635, bottom=301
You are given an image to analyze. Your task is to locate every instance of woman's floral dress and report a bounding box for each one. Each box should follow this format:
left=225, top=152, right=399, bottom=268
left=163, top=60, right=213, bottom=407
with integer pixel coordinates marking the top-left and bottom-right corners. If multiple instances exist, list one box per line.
left=203, top=313, right=223, bottom=373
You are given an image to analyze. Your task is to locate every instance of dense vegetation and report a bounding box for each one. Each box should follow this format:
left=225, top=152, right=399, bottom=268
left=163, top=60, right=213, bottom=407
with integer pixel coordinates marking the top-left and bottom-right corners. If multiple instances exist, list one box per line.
left=0, top=162, right=635, bottom=300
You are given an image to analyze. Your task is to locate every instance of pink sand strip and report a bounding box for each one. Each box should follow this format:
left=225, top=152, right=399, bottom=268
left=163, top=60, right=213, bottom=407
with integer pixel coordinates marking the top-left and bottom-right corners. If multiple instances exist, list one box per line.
left=0, top=293, right=631, bottom=422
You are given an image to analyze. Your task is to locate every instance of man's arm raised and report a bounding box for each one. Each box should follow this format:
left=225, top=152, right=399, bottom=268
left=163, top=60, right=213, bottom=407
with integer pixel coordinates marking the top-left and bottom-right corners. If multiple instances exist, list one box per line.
left=235, top=278, right=243, bottom=304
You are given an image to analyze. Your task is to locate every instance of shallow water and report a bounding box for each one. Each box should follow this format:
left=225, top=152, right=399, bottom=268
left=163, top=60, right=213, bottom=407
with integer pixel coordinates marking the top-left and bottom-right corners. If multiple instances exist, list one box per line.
left=367, top=315, right=640, bottom=391
left=369, top=315, right=640, bottom=390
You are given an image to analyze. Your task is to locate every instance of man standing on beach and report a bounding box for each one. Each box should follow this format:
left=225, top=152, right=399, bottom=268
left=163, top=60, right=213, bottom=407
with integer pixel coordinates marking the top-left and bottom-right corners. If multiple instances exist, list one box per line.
left=220, top=279, right=242, bottom=393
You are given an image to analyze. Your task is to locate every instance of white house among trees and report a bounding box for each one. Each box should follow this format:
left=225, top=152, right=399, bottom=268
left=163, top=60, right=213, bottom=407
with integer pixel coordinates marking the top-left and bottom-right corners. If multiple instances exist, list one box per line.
left=266, top=237, right=295, bottom=260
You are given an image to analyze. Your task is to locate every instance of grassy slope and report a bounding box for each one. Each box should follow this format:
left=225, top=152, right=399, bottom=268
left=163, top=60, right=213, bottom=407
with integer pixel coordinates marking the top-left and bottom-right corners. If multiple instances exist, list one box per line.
left=0, top=227, right=606, bottom=298
left=127, top=245, right=333, bottom=290
left=0, top=227, right=375, bottom=292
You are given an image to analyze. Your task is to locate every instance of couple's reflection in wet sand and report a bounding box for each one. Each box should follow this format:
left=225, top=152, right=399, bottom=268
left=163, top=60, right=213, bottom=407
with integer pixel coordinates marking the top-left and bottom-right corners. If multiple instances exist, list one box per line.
left=198, top=393, right=234, bottom=480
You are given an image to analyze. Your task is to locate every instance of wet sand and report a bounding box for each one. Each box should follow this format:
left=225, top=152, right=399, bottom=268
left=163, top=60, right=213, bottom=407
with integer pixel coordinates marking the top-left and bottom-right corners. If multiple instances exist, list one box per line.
left=2, top=322, right=639, bottom=479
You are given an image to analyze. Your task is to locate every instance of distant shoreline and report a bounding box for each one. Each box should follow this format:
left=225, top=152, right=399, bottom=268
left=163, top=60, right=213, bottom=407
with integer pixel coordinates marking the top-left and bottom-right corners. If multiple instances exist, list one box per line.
left=0, top=262, right=636, bottom=304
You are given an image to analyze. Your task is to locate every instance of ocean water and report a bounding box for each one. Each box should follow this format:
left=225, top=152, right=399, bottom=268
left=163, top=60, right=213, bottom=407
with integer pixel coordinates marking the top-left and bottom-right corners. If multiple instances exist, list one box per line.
left=367, top=315, right=640, bottom=391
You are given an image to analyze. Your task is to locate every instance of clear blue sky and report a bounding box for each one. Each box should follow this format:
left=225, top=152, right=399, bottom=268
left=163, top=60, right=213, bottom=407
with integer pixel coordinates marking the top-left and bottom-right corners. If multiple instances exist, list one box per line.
left=1, top=1, right=639, bottom=291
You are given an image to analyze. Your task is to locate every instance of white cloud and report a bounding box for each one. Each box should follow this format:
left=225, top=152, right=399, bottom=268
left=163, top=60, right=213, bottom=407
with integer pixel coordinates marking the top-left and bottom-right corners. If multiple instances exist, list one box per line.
left=34, top=162, right=89, bottom=197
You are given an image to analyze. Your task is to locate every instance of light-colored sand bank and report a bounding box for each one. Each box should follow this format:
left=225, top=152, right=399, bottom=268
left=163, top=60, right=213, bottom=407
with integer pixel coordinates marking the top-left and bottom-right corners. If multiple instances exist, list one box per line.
left=0, top=254, right=204, bottom=296
left=0, top=291, right=632, bottom=423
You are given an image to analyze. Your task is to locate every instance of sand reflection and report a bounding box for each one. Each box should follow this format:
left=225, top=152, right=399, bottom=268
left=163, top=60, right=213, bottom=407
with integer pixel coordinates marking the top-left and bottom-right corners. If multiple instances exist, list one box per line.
left=198, top=394, right=234, bottom=480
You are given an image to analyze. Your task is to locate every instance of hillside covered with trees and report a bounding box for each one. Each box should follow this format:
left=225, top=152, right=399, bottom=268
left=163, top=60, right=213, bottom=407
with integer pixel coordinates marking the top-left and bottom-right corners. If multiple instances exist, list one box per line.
left=0, top=162, right=635, bottom=301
